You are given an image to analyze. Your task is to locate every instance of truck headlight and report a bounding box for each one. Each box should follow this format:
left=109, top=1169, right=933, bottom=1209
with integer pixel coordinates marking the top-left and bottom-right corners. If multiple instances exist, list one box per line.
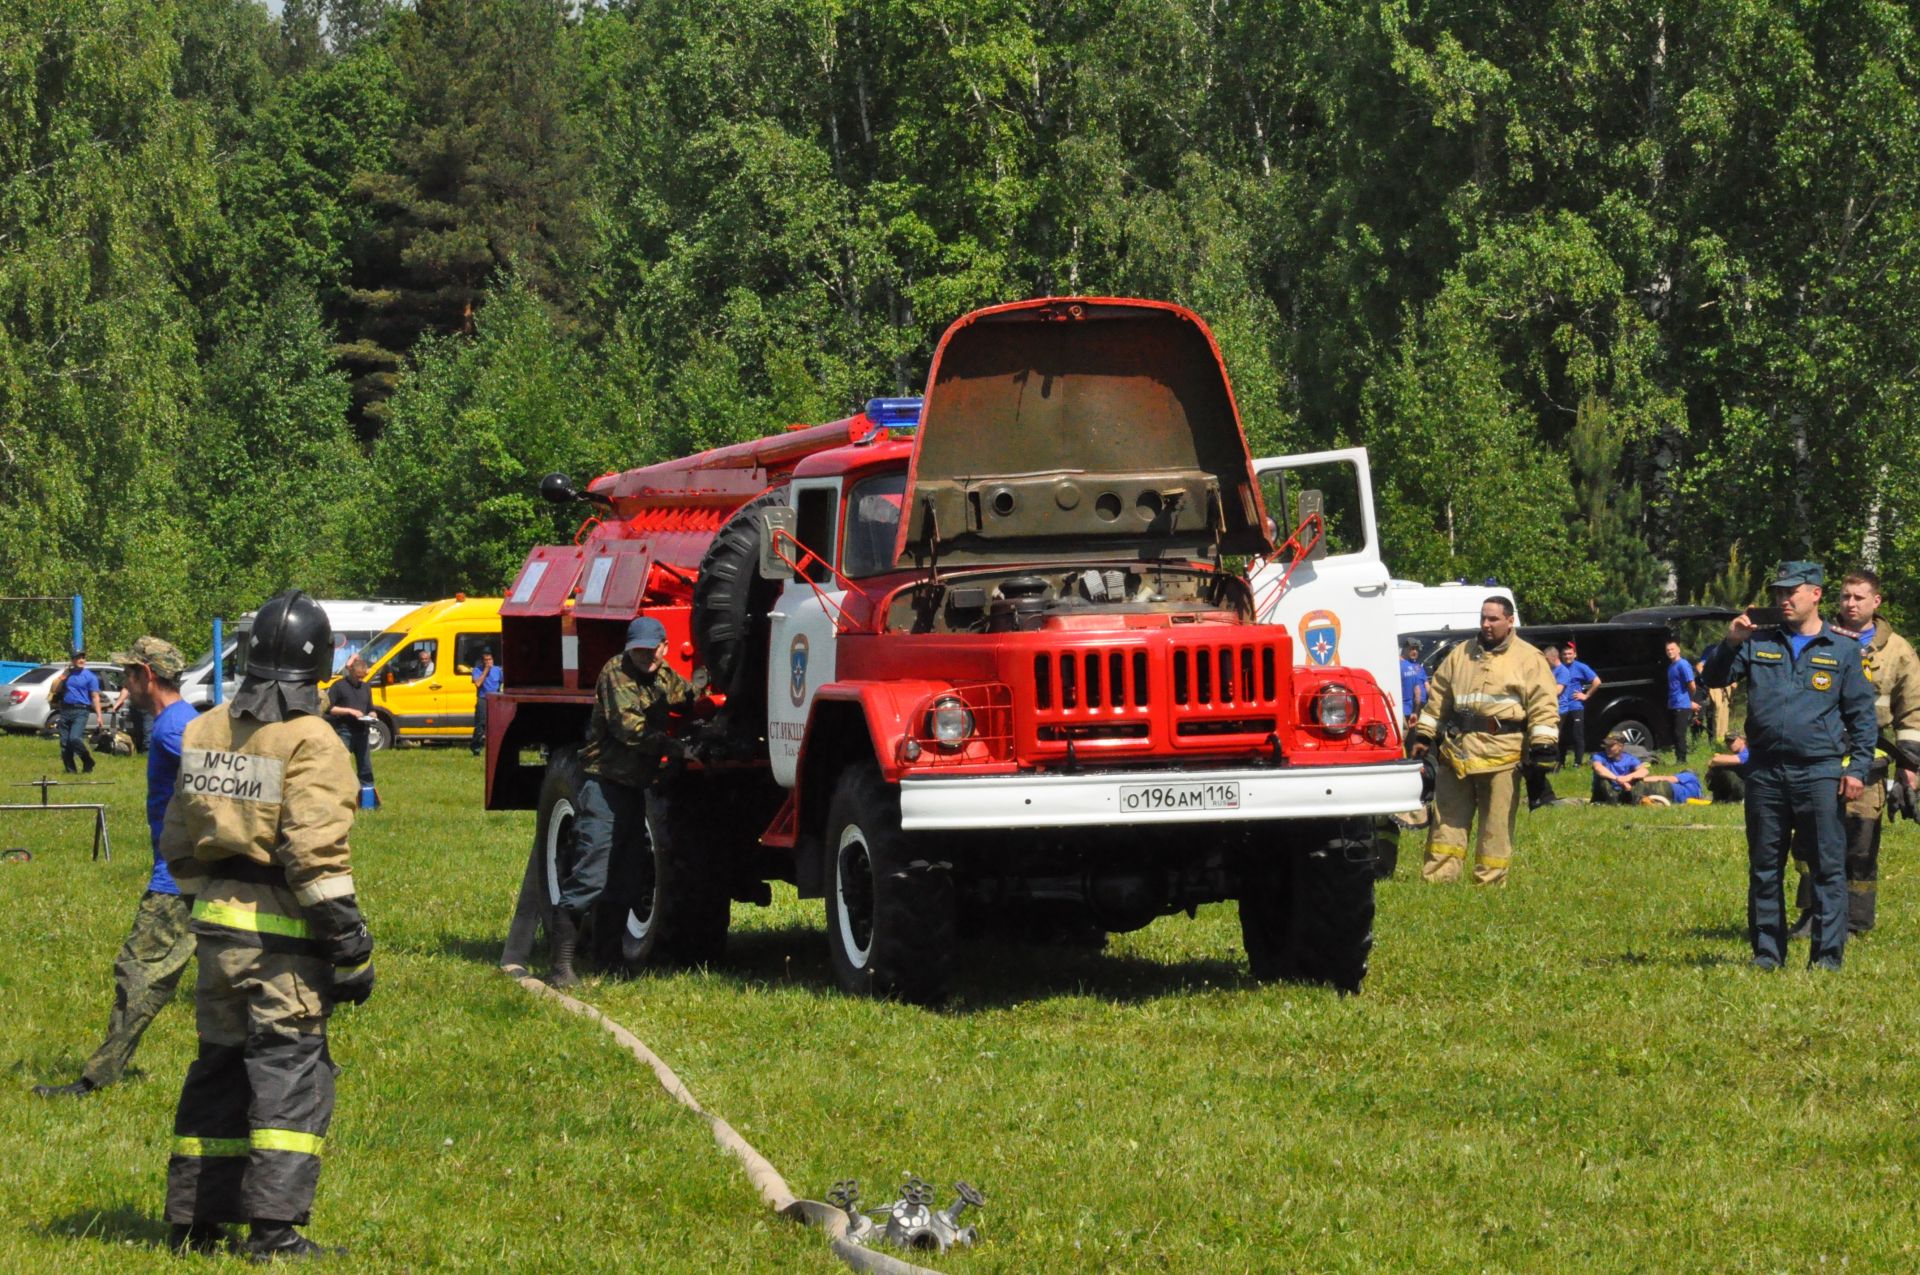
left=1313, top=684, right=1358, bottom=736
left=929, top=696, right=975, bottom=747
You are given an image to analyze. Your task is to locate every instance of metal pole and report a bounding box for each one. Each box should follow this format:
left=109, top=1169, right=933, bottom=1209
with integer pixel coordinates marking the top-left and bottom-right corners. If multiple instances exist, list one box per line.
left=71, top=594, right=82, bottom=653
left=212, top=617, right=224, bottom=706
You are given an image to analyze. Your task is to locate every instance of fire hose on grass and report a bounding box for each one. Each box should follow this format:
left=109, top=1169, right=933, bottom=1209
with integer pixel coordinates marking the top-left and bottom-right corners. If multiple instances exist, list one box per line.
left=510, top=972, right=978, bottom=1274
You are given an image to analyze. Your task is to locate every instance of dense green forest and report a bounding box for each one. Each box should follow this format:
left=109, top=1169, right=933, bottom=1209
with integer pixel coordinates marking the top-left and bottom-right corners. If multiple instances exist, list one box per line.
left=2, top=0, right=1916, bottom=657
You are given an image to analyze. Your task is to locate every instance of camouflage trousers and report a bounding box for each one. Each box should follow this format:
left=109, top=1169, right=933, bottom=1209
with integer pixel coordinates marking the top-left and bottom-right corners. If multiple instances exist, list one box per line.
left=165, top=934, right=337, bottom=1226
left=79, top=891, right=194, bottom=1088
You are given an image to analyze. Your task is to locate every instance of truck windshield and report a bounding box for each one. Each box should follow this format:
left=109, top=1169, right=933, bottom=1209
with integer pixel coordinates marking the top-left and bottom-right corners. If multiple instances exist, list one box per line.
left=842, top=471, right=907, bottom=577
left=358, top=630, right=406, bottom=671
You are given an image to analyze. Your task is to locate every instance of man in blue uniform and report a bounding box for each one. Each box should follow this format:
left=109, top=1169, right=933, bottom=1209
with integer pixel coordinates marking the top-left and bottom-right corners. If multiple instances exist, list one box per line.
left=33, top=638, right=199, bottom=1098
left=1399, top=642, right=1429, bottom=750
left=1554, top=641, right=1601, bottom=765
left=1702, top=562, right=1876, bottom=970
left=471, top=648, right=502, bottom=756
left=1665, top=639, right=1698, bottom=762
left=54, top=650, right=105, bottom=773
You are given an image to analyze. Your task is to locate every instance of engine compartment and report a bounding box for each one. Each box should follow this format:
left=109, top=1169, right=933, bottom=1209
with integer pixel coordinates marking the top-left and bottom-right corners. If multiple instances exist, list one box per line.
left=884, top=563, right=1254, bottom=635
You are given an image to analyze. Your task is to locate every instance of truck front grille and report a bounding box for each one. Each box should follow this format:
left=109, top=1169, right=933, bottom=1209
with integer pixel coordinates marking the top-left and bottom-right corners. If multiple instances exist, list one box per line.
left=1170, top=643, right=1279, bottom=707
left=1021, top=633, right=1286, bottom=761
left=1032, top=649, right=1150, bottom=712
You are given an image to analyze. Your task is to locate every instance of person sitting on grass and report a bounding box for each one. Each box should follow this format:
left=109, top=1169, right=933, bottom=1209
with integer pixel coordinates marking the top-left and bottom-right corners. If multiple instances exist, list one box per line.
left=1706, top=731, right=1750, bottom=803
left=1591, top=732, right=1649, bottom=804
left=1591, top=732, right=1707, bottom=806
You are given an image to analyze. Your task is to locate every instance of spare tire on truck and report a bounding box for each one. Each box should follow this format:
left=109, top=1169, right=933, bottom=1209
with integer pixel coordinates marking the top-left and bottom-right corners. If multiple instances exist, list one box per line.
left=691, top=490, right=787, bottom=742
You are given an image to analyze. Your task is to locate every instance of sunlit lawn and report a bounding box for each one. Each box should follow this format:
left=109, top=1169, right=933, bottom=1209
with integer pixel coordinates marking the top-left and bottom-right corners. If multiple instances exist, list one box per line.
left=4, top=731, right=1916, bottom=1272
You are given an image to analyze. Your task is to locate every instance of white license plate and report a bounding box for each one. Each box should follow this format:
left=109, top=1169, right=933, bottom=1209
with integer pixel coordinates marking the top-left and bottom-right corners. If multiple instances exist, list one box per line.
left=1118, top=781, right=1241, bottom=813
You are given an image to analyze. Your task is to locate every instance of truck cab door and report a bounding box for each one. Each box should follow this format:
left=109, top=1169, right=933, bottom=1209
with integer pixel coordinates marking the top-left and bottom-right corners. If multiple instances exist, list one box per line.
left=765, top=479, right=844, bottom=788
left=1248, top=447, right=1402, bottom=720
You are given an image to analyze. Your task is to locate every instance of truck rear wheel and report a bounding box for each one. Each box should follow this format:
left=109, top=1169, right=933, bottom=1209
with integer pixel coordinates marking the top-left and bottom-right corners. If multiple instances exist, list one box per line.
left=614, top=778, right=731, bottom=969
left=535, top=747, right=589, bottom=959
left=824, top=763, right=955, bottom=1004
left=1239, top=822, right=1375, bottom=993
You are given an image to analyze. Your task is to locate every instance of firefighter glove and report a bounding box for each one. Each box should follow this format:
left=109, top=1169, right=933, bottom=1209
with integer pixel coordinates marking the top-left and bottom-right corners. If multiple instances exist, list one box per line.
left=306, top=895, right=375, bottom=967
left=328, top=958, right=375, bottom=1007
left=1528, top=744, right=1560, bottom=772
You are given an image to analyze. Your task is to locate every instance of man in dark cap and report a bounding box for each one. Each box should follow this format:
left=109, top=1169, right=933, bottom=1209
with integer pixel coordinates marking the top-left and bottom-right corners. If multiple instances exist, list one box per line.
left=1702, top=562, right=1876, bottom=970
left=158, top=590, right=374, bottom=1258
left=547, top=615, right=696, bottom=986
left=34, top=637, right=199, bottom=1099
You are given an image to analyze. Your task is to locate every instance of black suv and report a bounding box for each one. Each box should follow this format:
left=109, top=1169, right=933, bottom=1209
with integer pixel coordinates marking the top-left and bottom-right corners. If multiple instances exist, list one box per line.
left=1406, top=615, right=1732, bottom=752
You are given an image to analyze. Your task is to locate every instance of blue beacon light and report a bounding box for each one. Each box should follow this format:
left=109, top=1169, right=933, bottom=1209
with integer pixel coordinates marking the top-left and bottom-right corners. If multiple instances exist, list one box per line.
left=864, top=397, right=923, bottom=430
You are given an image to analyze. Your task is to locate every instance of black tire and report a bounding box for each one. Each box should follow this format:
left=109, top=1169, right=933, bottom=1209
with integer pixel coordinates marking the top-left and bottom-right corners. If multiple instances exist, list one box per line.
left=1609, top=717, right=1653, bottom=750
left=367, top=713, right=395, bottom=752
left=1239, top=821, right=1375, bottom=993
left=1370, top=816, right=1401, bottom=880
left=611, top=775, right=732, bottom=969
left=536, top=746, right=586, bottom=913
left=823, top=762, right=956, bottom=1004
left=691, top=491, right=786, bottom=730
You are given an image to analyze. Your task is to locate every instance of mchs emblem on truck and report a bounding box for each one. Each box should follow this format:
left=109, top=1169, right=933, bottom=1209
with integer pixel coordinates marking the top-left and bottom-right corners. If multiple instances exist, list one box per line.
left=482, top=298, right=1425, bottom=1003
left=788, top=634, right=809, bottom=707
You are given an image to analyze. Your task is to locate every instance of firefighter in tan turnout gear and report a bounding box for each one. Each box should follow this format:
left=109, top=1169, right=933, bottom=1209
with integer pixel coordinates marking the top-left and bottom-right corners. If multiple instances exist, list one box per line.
left=159, top=591, right=373, bottom=1260
left=1788, top=569, right=1920, bottom=935
left=1409, top=597, right=1560, bottom=885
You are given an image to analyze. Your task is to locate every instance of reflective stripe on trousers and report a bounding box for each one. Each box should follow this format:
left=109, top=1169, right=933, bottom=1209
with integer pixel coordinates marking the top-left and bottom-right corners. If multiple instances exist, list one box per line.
left=165, top=935, right=336, bottom=1226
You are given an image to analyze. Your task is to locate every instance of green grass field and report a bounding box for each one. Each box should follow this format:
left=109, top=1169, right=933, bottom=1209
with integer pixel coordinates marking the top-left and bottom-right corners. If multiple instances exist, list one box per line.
left=5, top=731, right=1918, bottom=1272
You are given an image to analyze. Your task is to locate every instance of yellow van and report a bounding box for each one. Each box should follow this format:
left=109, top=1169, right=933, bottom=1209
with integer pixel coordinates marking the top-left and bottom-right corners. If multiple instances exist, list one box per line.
left=340, top=596, right=502, bottom=749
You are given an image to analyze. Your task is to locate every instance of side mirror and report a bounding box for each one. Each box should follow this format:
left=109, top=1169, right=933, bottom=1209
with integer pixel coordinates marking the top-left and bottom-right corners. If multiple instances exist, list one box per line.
left=1297, top=489, right=1326, bottom=559
left=382, top=669, right=396, bottom=687
left=757, top=506, right=798, bottom=580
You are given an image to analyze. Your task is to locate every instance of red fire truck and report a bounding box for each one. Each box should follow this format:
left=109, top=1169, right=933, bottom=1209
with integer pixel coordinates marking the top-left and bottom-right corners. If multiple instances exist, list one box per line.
left=485, top=297, right=1424, bottom=1002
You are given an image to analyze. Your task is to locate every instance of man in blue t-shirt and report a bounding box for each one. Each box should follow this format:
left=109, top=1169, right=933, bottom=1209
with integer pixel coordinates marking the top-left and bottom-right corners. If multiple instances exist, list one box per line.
left=1706, top=731, right=1750, bottom=803
left=471, top=647, right=503, bottom=755
left=52, top=650, right=105, bottom=773
left=1552, top=641, right=1602, bottom=765
left=1665, top=639, right=1699, bottom=763
left=34, top=637, right=200, bottom=1098
left=1591, top=731, right=1650, bottom=804
left=1398, top=642, right=1429, bottom=752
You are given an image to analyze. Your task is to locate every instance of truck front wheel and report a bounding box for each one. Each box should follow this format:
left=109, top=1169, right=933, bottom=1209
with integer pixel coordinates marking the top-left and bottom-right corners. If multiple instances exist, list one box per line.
left=1239, top=821, right=1375, bottom=993
left=824, top=763, right=955, bottom=1004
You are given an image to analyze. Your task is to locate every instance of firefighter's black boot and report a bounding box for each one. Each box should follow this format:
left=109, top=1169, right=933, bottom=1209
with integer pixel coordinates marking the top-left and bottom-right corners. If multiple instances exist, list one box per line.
left=548, top=907, right=581, bottom=988
left=168, top=1222, right=234, bottom=1255
left=31, top=1077, right=96, bottom=1099
left=246, top=1221, right=341, bottom=1262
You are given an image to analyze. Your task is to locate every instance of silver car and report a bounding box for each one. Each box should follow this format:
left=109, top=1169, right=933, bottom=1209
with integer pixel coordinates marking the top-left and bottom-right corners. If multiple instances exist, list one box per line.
left=0, top=663, right=125, bottom=734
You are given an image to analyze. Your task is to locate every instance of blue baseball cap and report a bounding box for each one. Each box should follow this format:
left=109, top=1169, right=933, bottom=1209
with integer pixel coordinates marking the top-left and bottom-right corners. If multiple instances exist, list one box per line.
left=1769, top=560, right=1824, bottom=588
left=625, top=616, right=668, bottom=651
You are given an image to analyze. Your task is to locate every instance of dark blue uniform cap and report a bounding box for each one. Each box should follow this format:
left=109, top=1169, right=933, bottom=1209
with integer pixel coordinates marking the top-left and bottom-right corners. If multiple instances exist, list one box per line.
left=1769, top=560, right=1824, bottom=588
left=625, top=616, right=668, bottom=651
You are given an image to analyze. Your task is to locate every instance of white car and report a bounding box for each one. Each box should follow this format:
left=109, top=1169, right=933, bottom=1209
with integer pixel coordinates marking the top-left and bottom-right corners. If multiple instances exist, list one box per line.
left=0, top=663, right=126, bottom=734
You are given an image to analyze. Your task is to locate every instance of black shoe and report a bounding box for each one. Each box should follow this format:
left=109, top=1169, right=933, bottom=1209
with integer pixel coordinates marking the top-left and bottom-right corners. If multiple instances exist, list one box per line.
left=31, top=1077, right=96, bottom=1098
left=169, top=1222, right=235, bottom=1255
left=247, top=1222, right=342, bottom=1262
left=1786, top=912, right=1813, bottom=940
left=547, top=908, right=581, bottom=988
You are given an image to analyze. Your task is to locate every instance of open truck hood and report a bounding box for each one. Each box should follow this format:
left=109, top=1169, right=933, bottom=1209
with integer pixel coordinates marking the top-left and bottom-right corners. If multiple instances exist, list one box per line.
left=896, top=298, right=1273, bottom=568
